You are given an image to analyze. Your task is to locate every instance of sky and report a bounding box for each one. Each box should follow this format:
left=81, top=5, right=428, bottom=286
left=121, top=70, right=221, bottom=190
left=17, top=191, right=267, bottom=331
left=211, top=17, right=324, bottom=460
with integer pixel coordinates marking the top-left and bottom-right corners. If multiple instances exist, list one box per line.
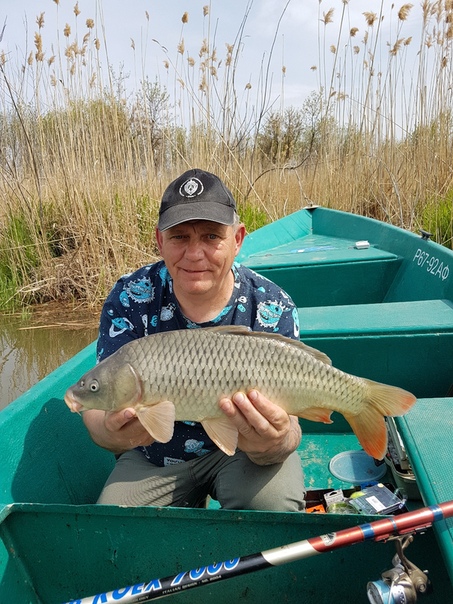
left=0, top=0, right=427, bottom=122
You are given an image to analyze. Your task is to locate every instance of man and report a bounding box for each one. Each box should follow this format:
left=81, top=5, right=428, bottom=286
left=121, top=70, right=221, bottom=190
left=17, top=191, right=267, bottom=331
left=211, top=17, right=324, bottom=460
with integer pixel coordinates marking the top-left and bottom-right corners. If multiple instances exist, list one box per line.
left=83, top=168, right=306, bottom=511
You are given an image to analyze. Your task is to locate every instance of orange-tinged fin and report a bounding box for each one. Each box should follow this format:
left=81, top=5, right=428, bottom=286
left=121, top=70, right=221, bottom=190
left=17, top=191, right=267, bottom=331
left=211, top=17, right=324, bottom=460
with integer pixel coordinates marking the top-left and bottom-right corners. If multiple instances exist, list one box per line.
left=202, top=417, right=239, bottom=456
left=346, top=381, right=416, bottom=460
left=136, top=401, right=176, bottom=443
left=298, top=407, right=333, bottom=424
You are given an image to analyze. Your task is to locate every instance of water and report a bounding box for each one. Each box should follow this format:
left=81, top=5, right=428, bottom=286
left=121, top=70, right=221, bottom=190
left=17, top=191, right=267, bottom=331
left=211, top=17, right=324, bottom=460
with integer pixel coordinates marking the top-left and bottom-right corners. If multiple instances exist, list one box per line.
left=0, top=304, right=99, bottom=409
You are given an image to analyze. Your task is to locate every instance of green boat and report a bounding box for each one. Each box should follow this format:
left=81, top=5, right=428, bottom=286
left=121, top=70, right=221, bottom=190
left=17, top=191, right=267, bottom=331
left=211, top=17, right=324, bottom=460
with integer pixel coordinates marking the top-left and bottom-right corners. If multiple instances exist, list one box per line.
left=1, top=206, right=453, bottom=603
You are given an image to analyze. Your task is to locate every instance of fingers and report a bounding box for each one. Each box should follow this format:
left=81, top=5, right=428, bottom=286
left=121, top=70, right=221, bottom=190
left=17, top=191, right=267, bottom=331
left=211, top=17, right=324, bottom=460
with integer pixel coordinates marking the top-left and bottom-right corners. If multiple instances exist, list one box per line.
left=104, top=408, right=137, bottom=431
left=82, top=408, right=154, bottom=452
left=219, top=395, right=257, bottom=437
left=219, top=390, right=289, bottom=435
left=232, top=391, right=272, bottom=435
left=104, top=408, right=154, bottom=449
left=246, top=390, right=289, bottom=427
left=218, top=390, right=300, bottom=465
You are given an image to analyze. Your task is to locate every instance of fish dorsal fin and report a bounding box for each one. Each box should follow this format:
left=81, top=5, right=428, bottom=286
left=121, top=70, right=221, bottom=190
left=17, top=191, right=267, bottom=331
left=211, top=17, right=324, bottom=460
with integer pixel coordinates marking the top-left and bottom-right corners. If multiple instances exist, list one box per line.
left=136, top=401, right=176, bottom=443
left=203, top=326, right=331, bottom=365
left=294, top=341, right=332, bottom=365
left=201, top=417, right=239, bottom=456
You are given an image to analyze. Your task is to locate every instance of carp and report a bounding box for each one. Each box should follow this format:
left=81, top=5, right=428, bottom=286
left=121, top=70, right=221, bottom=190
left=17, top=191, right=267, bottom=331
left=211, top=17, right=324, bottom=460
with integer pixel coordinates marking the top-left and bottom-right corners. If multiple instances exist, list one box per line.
left=64, top=326, right=416, bottom=459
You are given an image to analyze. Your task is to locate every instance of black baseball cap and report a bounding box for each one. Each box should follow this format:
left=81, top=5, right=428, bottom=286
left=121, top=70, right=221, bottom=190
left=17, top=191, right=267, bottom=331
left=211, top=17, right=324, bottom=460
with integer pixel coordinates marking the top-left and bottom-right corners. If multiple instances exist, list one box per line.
left=157, top=168, right=237, bottom=231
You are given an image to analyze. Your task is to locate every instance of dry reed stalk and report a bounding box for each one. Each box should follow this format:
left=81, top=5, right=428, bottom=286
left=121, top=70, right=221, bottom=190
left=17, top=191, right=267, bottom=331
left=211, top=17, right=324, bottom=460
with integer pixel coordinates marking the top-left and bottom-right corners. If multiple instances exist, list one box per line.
left=0, top=1, right=452, bottom=309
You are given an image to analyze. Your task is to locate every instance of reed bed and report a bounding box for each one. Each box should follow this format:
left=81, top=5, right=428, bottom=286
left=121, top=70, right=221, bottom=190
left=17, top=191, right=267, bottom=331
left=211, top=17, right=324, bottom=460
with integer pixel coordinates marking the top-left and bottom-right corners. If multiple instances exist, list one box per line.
left=1, top=1, right=452, bottom=310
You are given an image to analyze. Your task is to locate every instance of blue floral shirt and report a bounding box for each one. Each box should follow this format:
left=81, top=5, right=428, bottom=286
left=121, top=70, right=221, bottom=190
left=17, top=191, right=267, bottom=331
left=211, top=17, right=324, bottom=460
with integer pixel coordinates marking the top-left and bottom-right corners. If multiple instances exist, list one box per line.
left=97, top=261, right=300, bottom=466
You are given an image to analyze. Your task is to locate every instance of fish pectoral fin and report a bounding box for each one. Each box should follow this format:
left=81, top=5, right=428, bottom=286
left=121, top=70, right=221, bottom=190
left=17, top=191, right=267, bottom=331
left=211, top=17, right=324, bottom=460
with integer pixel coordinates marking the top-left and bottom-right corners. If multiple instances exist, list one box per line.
left=136, top=401, right=176, bottom=443
left=297, top=407, right=333, bottom=424
left=202, top=418, right=238, bottom=456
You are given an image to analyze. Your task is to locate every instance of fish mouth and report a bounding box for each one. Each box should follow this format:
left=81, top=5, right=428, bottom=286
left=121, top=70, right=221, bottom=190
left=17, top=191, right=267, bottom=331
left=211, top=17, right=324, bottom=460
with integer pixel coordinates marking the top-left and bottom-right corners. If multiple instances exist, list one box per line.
left=64, top=390, right=84, bottom=414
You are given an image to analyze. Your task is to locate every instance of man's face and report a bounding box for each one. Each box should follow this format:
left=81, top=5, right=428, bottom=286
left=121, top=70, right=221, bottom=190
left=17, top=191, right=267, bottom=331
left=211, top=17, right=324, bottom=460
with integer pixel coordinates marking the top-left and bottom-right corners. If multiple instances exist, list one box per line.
left=156, top=220, right=245, bottom=299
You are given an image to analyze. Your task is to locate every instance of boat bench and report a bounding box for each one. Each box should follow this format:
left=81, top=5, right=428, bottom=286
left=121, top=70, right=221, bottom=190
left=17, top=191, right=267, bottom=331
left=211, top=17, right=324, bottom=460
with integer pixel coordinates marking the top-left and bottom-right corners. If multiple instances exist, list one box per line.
left=396, top=397, right=453, bottom=584
left=298, top=299, right=453, bottom=397
left=298, top=299, right=453, bottom=337
left=243, top=234, right=403, bottom=307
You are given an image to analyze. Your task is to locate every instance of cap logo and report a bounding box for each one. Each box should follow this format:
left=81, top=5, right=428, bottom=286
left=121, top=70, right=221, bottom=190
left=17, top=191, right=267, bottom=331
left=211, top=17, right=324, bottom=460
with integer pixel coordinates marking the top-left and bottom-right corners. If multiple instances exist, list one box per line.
left=179, top=177, right=204, bottom=198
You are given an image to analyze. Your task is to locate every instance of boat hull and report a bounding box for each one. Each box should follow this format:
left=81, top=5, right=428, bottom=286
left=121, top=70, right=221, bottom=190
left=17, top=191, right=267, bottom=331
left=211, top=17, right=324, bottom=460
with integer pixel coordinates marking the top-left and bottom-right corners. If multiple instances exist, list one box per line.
left=1, top=502, right=452, bottom=603
left=2, top=207, right=453, bottom=602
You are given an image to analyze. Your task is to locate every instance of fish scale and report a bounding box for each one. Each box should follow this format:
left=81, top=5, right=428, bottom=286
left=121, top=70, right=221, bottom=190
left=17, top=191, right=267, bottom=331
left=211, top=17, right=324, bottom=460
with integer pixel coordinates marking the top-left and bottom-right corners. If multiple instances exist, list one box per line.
left=64, top=326, right=416, bottom=459
left=138, top=331, right=292, bottom=416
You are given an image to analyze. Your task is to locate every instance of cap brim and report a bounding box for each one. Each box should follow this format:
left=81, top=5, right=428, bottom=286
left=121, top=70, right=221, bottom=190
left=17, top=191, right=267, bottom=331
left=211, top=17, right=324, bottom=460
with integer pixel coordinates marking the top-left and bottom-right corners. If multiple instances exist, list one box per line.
left=158, top=202, right=236, bottom=231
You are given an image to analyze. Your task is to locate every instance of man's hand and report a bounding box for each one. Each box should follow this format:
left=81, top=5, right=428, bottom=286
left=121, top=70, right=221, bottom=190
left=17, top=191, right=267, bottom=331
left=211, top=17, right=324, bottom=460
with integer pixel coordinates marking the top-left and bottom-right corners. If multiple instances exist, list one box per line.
left=219, top=390, right=302, bottom=465
left=82, top=408, right=154, bottom=454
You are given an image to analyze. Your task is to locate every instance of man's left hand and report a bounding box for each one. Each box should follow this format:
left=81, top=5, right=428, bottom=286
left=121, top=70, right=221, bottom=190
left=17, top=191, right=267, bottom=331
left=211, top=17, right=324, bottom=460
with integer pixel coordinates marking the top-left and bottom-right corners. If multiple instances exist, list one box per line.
left=219, top=390, right=302, bottom=465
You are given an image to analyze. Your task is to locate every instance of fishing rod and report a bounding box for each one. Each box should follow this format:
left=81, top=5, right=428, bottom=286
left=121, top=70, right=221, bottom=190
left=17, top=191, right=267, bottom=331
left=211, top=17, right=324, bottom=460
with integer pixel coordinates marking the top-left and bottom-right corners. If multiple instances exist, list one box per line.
left=63, top=499, right=453, bottom=604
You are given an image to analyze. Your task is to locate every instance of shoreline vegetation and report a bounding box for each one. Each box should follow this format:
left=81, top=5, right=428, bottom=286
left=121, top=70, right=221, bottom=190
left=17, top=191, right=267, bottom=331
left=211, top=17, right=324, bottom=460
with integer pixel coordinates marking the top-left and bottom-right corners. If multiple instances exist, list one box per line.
left=1, top=1, right=453, bottom=312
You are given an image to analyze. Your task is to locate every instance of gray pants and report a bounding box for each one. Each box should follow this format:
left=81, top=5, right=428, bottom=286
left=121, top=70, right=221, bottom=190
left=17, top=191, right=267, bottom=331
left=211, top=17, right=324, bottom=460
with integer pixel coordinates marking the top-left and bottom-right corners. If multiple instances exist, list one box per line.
left=97, top=448, right=306, bottom=511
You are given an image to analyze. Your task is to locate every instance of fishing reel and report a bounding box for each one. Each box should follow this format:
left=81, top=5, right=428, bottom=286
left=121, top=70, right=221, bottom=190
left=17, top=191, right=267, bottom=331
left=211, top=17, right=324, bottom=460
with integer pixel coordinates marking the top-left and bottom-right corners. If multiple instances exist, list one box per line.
left=367, top=534, right=431, bottom=604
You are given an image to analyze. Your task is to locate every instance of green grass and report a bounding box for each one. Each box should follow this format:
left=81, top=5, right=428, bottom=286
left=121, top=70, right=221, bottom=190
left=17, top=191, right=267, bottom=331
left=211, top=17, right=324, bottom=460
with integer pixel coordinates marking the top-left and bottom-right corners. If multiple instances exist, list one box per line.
left=420, top=191, right=453, bottom=249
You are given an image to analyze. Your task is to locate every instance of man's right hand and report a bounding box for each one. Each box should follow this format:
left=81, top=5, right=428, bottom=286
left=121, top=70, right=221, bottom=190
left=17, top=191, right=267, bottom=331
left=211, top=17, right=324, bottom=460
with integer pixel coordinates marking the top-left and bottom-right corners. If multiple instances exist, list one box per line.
left=82, top=408, right=154, bottom=454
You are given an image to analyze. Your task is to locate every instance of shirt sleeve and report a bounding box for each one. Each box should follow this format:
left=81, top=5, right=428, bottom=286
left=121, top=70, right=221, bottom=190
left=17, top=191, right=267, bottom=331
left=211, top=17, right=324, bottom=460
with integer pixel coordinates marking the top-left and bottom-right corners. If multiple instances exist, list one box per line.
left=96, top=276, right=145, bottom=362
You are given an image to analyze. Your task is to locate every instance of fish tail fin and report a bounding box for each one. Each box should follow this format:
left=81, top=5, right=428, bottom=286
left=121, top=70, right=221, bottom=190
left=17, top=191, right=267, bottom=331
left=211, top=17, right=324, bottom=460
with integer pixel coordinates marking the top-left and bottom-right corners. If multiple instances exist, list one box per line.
left=346, top=381, right=416, bottom=460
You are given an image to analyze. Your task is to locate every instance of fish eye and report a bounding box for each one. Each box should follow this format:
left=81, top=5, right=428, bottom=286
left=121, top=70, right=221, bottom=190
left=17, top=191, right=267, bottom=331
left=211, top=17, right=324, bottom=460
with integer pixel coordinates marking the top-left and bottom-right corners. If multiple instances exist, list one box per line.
left=89, top=380, right=99, bottom=392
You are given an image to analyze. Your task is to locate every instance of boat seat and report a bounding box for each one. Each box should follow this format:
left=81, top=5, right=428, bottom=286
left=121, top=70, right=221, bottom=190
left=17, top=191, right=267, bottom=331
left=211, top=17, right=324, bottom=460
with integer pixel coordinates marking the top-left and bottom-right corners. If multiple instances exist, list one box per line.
left=297, top=299, right=453, bottom=398
left=244, top=234, right=400, bottom=270
left=396, top=398, right=453, bottom=584
left=298, top=299, right=453, bottom=337
left=243, top=235, right=403, bottom=307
